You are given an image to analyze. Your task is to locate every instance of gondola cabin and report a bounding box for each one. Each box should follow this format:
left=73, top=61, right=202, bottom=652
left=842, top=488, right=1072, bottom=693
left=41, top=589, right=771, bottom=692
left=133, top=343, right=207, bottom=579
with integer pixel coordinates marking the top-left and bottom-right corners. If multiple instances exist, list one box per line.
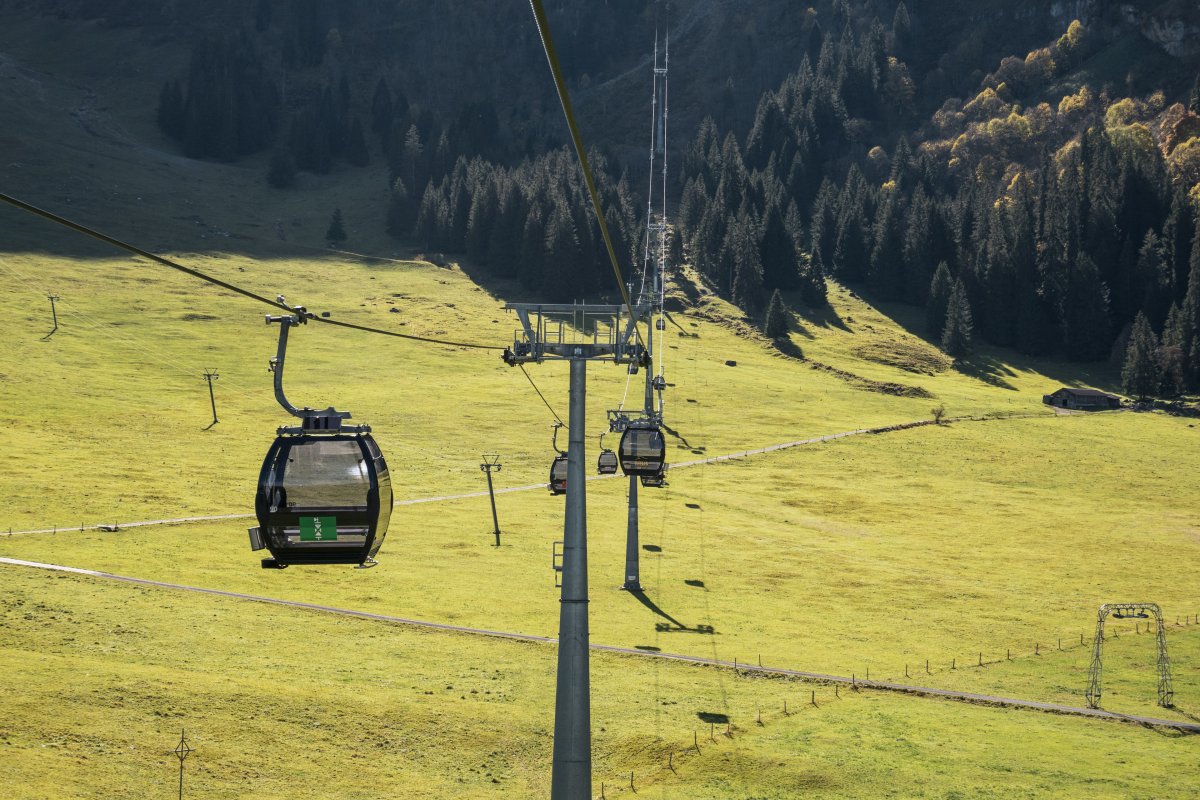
left=250, top=431, right=392, bottom=568
left=640, top=472, right=667, bottom=488
left=597, top=448, right=619, bottom=475
left=549, top=454, right=569, bottom=494
left=618, top=421, right=666, bottom=478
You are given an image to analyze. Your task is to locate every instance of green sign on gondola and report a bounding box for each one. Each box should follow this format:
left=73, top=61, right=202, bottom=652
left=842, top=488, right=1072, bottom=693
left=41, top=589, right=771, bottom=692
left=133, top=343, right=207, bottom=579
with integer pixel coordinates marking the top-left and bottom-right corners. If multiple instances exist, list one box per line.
left=299, top=516, right=338, bottom=541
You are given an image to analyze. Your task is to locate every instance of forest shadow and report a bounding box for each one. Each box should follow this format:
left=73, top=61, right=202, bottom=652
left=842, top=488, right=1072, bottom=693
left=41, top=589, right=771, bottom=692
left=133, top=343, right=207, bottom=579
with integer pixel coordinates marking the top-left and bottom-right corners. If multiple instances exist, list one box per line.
left=952, top=352, right=1019, bottom=391
left=849, top=287, right=1124, bottom=395
left=790, top=293, right=851, bottom=333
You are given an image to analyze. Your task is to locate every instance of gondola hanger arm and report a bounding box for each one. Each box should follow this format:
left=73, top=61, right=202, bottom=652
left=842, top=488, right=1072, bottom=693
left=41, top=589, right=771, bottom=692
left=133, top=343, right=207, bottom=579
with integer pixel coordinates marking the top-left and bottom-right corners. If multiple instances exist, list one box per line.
left=265, top=299, right=351, bottom=429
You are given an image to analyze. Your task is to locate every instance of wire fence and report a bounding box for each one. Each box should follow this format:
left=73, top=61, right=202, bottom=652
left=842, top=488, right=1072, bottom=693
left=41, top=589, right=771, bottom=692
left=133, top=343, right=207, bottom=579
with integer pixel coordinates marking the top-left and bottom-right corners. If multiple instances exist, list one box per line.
left=594, top=616, right=1200, bottom=796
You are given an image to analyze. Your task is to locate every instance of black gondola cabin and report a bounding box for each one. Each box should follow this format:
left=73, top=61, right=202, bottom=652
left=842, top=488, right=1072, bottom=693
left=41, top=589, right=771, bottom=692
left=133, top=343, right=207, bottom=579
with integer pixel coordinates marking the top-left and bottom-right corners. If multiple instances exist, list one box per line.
left=251, top=432, right=392, bottom=567
left=597, top=448, right=619, bottom=475
left=549, top=454, right=569, bottom=494
left=619, top=421, right=666, bottom=478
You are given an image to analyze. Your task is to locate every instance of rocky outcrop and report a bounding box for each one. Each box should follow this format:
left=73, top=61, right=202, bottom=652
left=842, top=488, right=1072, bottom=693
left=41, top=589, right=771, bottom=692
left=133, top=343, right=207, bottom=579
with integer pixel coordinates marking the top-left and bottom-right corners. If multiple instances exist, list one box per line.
left=1140, top=13, right=1200, bottom=57
left=1050, top=0, right=1099, bottom=26
left=1112, top=3, right=1200, bottom=57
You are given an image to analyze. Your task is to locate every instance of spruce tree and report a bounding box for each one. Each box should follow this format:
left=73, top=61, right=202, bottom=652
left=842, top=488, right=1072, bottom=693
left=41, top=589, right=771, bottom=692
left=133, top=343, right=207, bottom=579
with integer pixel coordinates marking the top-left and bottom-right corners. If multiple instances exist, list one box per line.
left=730, top=214, right=765, bottom=312
left=326, top=208, right=347, bottom=246
left=1122, top=312, right=1160, bottom=399
left=487, top=181, right=525, bottom=279
left=519, top=205, right=546, bottom=291
left=869, top=192, right=905, bottom=300
left=386, top=178, right=411, bottom=239
left=903, top=187, right=934, bottom=305
left=941, top=277, right=973, bottom=358
left=1136, top=229, right=1172, bottom=330
left=543, top=204, right=583, bottom=302
left=667, top=229, right=684, bottom=271
left=466, top=177, right=499, bottom=264
left=759, top=201, right=800, bottom=290
left=764, top=289, right=790, bottom=338
left=798, top=251, right=828, bottom=308
left=891, top=1, right=912, bottom=60
left=1160, top=303, right=1187, bottom=395
left=414, top=181, right=441, bottom=249
left=1180, top=222, right=1200, bottom=389
left=926, top=262, right=952, bottom=336
left=1063, top=253, right=1112, bottom=361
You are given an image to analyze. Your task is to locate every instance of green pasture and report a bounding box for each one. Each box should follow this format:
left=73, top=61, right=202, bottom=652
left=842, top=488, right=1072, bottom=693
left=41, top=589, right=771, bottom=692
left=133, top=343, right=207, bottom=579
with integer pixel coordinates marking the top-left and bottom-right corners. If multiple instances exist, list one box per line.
left=2, top=567, right=1197, bottom=800
left=2, top=249, right=1198, bottom=797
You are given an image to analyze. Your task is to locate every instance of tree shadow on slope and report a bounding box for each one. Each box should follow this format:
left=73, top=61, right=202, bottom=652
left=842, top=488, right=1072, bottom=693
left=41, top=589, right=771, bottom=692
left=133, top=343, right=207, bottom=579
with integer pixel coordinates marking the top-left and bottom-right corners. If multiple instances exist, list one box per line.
left=852, top=286, right=1123, bottom=396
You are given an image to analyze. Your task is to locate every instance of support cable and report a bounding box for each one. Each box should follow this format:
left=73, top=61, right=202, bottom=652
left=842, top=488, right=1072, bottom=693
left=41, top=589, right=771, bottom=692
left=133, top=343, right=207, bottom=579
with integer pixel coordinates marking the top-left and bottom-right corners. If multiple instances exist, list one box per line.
left=519, top=363, right=567, bottom=428
left=527, top=0, right=646, bottom=352
left=0, top=192, right=503, bottom=351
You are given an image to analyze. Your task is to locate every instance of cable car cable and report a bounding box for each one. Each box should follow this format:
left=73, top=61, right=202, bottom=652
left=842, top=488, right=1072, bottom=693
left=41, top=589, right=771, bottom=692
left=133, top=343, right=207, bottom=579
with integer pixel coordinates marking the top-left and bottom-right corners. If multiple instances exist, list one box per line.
left=1, top=195, right=573, bottom=439
left=0, top=257, right=265, bottom=399
left=518, top=363, right=567, bottom=428
left=526, top=0, right=646, bottom=353
left=0, top=191, right=504, bottom=352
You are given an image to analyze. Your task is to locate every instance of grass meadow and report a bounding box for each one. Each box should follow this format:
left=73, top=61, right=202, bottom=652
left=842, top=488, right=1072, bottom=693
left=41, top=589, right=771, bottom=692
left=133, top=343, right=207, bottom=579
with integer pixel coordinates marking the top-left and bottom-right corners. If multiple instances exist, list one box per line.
left=2, top=248, right=1198, bottom=798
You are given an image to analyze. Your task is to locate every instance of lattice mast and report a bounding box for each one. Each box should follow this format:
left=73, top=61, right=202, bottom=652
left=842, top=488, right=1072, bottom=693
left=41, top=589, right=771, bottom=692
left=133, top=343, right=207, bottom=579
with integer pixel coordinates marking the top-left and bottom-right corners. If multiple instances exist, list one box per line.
left=1085, top=602, right=1173, bottom=709
left=638, top=30, right=669, bottom=422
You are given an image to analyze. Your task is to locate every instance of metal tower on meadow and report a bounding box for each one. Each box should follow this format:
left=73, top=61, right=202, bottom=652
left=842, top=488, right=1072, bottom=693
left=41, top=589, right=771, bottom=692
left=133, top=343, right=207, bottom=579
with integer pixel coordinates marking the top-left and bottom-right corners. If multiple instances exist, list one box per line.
left=617, top=31, right=671, bottom=592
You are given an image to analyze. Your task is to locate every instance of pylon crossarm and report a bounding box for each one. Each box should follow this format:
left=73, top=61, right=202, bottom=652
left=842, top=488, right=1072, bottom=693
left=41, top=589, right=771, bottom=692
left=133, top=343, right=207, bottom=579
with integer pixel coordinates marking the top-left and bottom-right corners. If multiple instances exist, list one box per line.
left=502, top=302, right=650, bottom=364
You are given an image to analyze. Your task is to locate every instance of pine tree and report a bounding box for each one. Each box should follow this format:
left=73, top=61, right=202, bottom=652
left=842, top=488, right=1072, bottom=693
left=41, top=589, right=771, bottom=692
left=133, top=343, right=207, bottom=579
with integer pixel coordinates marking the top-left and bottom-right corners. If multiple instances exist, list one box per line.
left=798, top=251, right=828, bottom=308
left=891, top=1, right=912, bottom=60
left=386, top=178, right=411, bottom=239
left=926, top=262, right=952, bottom=336
left=398, top=125, right=425, bottom=198
left=1163, top=188, right=1196, bottom=299
left=1063, top=253, right=1112, bottom=361
left=487, top=180, right=525, bottom=278
left=730, top=213, right=765, bottom=311
left=326, top=208, right=347, bottom=246
left=1160, top=303, right=1187, bottom=396
left=1136, top=229, right=1172, bottom=330
left=519, top=205, right=546, bottom=291
left=1122, top=312, right=1160, bottom=399
left=764, top=289, right=790, bottom=338
left=941, top=277, right=974, bottom=358
left=466, top=177, right=499, bottom=264
left=869, top=191, right=905, bottom=300
left=1179, top=221, right=1200, bottom=389
left=902, top=187, right=934, bottom=305
left=414, top=181, right=442, bottom=249
left=1190, top=72, right=1200, bottom=115
left=543, top=203, right=583, bottom=301
left=759, top=201, right=799, bottom=290
left=667, top=229, right=684, bottom=271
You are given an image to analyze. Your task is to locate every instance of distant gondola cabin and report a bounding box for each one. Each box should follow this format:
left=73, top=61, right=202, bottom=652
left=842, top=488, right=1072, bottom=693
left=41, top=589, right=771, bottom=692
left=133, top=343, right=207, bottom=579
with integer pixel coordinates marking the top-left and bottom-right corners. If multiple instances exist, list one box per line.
left=1042, top=388, right=1121, bottom=411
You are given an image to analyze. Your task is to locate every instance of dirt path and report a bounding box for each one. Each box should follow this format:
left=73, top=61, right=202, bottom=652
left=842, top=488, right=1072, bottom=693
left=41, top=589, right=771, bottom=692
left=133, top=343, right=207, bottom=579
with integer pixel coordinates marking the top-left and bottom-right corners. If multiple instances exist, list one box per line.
left=3, top=413, right=1033, bottom=537
left=2, top=554, right=1193, bottom=734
